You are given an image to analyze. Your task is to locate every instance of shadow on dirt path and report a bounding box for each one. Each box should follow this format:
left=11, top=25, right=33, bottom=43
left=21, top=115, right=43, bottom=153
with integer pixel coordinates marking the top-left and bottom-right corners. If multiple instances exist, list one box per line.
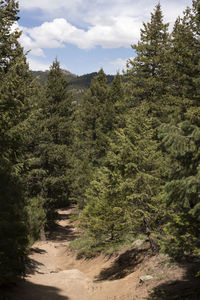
left=1, top=281, right=69, bottom=300
left=0, top=207, right=81, bottom=300
left=2, top=206, right=200, bottom=300
left=48, top=208, right=78, bottom=242
left=95, top=247, right=150, bottom=281
left=49, top=223, right=78, bottom=242
left=148, top=259, right=200, bottom=300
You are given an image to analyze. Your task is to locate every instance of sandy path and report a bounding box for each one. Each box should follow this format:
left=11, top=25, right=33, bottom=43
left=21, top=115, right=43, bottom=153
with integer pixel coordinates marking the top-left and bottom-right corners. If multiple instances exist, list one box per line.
left=10, top=207, right=145, bottom=300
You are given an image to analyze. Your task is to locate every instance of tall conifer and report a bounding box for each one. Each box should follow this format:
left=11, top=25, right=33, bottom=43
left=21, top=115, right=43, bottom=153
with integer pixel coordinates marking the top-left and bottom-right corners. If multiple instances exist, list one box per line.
left=159, top=1, right=200, bottom=258
left=0, top=0, right=32, bottom=284
left=36, top=59, right=74, bottom=224
left=81, top=103, right=164, bottom=245
left=71, top=69, right=110, bottom=207
left=126, top=3, right=170, bottom=111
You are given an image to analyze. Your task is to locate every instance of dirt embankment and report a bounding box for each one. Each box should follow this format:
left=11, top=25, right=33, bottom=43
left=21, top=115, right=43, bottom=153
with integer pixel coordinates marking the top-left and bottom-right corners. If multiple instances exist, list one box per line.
left=4, top=207, right=200, bottom=300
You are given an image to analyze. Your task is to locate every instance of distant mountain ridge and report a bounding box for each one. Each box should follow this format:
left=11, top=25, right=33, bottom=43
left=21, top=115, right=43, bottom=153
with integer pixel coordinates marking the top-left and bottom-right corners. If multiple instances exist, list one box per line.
left=32, top=70, right=114, bottom=92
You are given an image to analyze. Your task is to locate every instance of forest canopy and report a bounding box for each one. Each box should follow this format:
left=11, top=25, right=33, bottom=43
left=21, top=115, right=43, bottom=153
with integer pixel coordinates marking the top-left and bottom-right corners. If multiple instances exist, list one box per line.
left=0, top=0, right=199, bottom=285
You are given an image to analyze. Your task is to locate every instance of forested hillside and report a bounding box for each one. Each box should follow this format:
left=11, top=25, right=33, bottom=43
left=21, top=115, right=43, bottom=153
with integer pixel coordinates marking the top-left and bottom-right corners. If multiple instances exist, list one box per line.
left=32, top=69, right=77, bottom=85
left=0, top=0, right=200, bottom=295
left=32, top=70, right=114, bottom=99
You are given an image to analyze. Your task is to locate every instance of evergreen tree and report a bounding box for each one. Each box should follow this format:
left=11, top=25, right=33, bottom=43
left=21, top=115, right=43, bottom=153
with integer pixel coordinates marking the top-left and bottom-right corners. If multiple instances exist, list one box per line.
left=80, top=68, right=109, bottom=164
left=81, top=166, right=128, bottom=243
left=159, top=119, right=200, bottom=258
left=71, top=69, right=110, bottom=207
left=22, top=81, right=47, bottom=243
left=125, top=3, right=170, bottom=112
left=164, top=2, right=200, bottom=124
left=35, top=59, right=74, bottom=226
left=108, top=73, right=126, bottom=129
left=0, top=0, right=33, bottom=284
left=169, top=3, right=199, bottom=102
left=81, top=103, right=165, bottom=246
left=159, top=1, right=200, bottom=258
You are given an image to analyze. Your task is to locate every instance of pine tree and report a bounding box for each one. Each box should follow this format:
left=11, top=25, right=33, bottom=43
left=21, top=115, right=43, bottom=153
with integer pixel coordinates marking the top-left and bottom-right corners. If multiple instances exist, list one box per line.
left=80, top=68, right=109, bottom=164
left=35, top=59, right=74, bottom=226
left=108, top=73, right=126, bottom=129
left=164, top=2, right=200, bottom=124
left=158, top=1, right=200, bottom=258
left=159, top=119, right=200, bottom=258
left=81, top=103, right=165, bottom=246
left=70, top=69, right=110, bottom=207
left=169, top=4, right=199, bottom=102
left=81, top=166, right=128, bottom=244
left=21, top=81, right=47, bottom=243
left=0, top=0, right=33, bottom=284
left=126, top=3, right=170, bottom=112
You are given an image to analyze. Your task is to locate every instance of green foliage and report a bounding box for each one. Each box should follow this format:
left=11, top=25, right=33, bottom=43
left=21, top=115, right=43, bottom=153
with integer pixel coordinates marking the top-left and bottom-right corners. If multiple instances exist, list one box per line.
left=159, top=120, right=200, bottom=258
left=33, top=70, right=114, bottom=89
left=0, top=0, right=33, bottom=284
left=157, top=2, right=200, bottom=259
left=81, top=167, right=128, bottom=241
left=69, top=232, right=98, bottom=259
left=70, top=69, right=111, bottom=207
left=26, top=196, right=46, bottom=244
left=0, top=0, right=200, bottom=283
left=168, top=5, right=200, bottom=102
left=126, top=3, right=170, bottom=111
left=75, top=3, right=200, bottom=259
left=0, top=169, right=28, bottom=284
left=80, top=103, right=165, bottom=245
left=108, top=73, right=126, bottom=129
left=69, top=72, right=114, bottom=91
left=32, top=59, right=75, bottom=227
left=69, top=230, right=137, bottom=259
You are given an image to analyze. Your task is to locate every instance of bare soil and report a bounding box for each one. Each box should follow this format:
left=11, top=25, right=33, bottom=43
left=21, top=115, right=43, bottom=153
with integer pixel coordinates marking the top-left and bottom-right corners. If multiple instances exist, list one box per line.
left=3, top=207, right=200, bottom=300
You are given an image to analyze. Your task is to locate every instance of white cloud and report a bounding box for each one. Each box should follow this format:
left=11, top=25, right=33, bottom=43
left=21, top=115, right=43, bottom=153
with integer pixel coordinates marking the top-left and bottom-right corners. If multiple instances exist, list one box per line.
left=19, top=0, right=82, bottom=14
left=109, top=56, right=135, bottom=74
left=19, top=32, right=45, bottom=56
left=18, top=0, right=191, bottom=54
left=19, top=16, right=141, bottom=54
left=28, top=58, right=50, bottom=71
left=18, top=0, right=190, bottom=23
left=18, top=0, right=192, bottom=74
left=84, top=16, right=141, bottom=48
left=110, top=58, right=128, bottom=69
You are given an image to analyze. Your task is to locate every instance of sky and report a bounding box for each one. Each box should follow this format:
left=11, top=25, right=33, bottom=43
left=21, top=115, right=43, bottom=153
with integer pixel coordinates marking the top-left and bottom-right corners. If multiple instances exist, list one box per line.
left=17, top=0, right=192, bottom=75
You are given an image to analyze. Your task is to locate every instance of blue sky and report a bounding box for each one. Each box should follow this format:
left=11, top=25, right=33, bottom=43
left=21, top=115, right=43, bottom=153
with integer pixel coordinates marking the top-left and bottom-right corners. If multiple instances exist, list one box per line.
left=17, top=0, right=191, bottom=75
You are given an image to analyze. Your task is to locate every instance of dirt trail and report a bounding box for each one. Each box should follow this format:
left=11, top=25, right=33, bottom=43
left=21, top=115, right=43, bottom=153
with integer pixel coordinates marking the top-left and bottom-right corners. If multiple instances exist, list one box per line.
left=6, top=207, right=200, bottom=300
left=10, top=207, right=147, bottom=300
